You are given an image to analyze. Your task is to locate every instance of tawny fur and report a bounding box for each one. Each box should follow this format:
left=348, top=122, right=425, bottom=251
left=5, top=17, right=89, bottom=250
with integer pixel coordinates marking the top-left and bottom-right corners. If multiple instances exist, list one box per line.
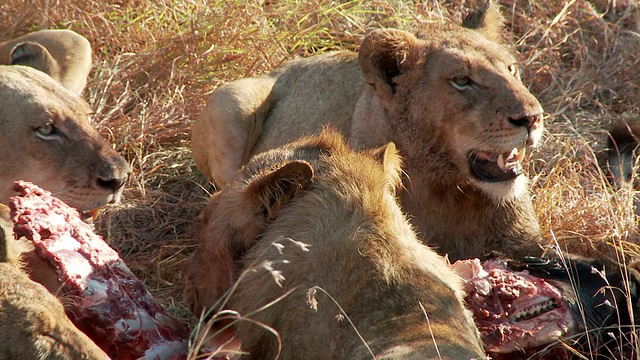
left=0, top=65, right=130, bottom=212
left=0, top=29, right=92, bottom=95
left=0, top=229, right=109, bottom=359
left=191, top=2, right=545, bottom=260
left=184, top=129, right=486, bottom=359
left=0, top=33, right=128, bottom=358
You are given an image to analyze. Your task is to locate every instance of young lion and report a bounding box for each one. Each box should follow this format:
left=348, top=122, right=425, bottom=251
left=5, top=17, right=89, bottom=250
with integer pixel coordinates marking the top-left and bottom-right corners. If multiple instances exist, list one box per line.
left=0, top=29, right=92, bottom=95
left=191, top=2, right=545, bottom=260
left=183, top=129, right=486, bottom=359
left=0, top=34, right=130, bottom=286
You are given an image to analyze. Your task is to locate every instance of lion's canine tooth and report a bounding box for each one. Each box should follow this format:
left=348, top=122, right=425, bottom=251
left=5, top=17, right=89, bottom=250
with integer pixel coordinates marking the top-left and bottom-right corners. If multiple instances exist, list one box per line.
left=516, top=148, right=526, bottom=162
left=497, top=153, right=505, bottom=170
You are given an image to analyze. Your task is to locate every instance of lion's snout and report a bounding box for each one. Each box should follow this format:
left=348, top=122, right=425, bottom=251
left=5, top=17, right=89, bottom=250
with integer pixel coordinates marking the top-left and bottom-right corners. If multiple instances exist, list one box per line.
left=508, top=113, right=544, bottom=146
left=89, top=150, right=131, bottom=206
left=508, top=113, right=541, bottom=132
left=94, top=160, right=130, bottom=193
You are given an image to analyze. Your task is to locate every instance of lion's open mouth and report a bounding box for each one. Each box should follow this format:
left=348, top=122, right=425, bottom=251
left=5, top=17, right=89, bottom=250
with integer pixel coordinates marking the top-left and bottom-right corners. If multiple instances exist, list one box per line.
left=468, top=148, right=526, bottom=183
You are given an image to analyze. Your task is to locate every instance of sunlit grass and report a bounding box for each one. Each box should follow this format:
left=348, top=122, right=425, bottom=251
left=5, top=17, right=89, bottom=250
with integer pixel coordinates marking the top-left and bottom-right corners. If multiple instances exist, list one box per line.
left=1, top=0, right=639, bottom=357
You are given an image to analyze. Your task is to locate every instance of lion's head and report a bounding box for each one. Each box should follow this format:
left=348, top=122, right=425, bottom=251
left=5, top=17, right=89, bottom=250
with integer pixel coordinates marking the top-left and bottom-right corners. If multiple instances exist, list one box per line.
left=357, top=3, right=544, bottom=201
left=0, top=65, right=130, bottom=212
left=184, top=128, right=485, bottom=359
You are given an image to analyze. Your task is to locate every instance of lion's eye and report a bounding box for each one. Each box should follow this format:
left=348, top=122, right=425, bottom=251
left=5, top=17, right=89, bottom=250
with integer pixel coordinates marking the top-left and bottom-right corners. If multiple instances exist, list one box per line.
left=451, top=76, right=471, bottom=90
left=508, top=64, right=518, bottom=76
left=34, top=121, right=58, bottom=139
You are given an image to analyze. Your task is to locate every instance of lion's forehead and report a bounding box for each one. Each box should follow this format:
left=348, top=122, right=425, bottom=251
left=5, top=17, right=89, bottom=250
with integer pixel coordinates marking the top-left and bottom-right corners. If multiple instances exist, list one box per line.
left=431, top=45, right=516, bottom=74
left=3, top=64, right=85, bottom=94
left=11, top=98, right=96, bottom=144
left=1, top=67, right=91, bottom=120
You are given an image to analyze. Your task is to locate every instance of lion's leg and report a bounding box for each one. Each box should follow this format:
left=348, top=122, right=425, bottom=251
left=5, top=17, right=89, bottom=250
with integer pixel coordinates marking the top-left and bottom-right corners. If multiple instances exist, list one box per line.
left=192, top=76, right=277, bottom=189
left=0, top=29, right=92, bottom=95
left=0, top=262, right=110, bottom=360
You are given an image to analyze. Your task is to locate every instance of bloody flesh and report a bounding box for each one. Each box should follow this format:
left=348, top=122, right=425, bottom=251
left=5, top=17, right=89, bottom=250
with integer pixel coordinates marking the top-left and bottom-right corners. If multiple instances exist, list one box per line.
left=452, top=258, right=575, bottom=356
left=10, top=180, right=190, bottom=360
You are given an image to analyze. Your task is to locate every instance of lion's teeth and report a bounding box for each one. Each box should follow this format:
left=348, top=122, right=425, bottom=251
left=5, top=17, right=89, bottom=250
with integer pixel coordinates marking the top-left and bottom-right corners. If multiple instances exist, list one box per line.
left=516, top=148, right=526, bottom=162
left=497, top=153, right=505, bottom=170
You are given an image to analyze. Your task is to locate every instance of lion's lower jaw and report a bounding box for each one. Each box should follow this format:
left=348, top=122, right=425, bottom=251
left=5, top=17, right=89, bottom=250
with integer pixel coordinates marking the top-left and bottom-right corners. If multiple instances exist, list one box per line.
left=59, top=186, right=125, bottom=213
left=473, top=174, right=529, bottom=203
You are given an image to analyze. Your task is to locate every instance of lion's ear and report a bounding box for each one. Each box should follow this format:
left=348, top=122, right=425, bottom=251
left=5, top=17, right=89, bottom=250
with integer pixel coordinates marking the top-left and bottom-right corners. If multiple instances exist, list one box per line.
left=10, top=41, right=60, bottom=78
left=246, top=160, right=314, bottom=221
left=359, top=29, right=418, bottom=106
left=462, top=1, right=506, bottom=44
left=370, top=142, right=404, bottom=194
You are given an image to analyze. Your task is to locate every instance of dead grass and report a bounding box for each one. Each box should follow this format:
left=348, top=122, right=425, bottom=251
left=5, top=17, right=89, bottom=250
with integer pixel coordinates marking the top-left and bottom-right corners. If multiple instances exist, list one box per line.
left=2, top=0, right=640, bottom=357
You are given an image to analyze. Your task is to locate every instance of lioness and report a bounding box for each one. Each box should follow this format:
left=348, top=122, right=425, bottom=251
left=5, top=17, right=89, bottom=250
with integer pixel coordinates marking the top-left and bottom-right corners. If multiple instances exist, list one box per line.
left=0, top=65, right=130, bottom=215
left=0, top=230, right=109, bottom=359
left=184, top=129, right=486, bottom=359
left=192, top=2, right=544, bottom=260
left=0, top=29, right=92, bottom=95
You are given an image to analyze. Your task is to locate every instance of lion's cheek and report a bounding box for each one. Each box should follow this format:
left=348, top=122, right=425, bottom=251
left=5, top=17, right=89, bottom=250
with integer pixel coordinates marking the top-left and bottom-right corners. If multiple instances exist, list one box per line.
left=16, top=159, right=67, bottom=196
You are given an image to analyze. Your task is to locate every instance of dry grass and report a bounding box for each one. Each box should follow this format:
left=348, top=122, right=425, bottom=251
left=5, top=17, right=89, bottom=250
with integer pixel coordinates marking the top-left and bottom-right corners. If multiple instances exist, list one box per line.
left=2, top=0, right=640, bottom=357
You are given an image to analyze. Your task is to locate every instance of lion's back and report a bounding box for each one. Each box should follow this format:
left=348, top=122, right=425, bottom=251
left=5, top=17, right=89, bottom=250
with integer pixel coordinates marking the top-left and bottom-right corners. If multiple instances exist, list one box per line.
left=253, top=51, right=365, bottom=153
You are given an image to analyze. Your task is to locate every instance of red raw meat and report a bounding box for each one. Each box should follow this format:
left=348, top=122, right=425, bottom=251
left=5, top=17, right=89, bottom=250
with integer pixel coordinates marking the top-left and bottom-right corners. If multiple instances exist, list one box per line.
left=10, top=180, right=190, bottom=360
left=452, top=258, right=575, bottom=358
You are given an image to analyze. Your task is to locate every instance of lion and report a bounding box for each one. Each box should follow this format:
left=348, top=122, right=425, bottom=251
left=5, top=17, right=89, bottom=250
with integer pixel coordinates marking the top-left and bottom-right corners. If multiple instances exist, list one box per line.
left=0, top=29, right=92, bottom=95
left=0, top=31, right=129, bottom=279
left=191, top=2, right=545, bottom=260
left=0, top=65, right=130, bottom=218
left=0, top=229, right=109, bottom=359
left=183, top=129, right=486, bottom=359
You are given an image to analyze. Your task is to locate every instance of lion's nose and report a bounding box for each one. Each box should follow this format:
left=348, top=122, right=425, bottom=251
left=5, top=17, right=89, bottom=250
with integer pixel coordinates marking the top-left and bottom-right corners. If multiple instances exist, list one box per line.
left=94, top=155, right=131, bottom=193
left=509, top=114, right=543, bottom=145
left=96, top=175, right=127, bottom=192
left=508, top=114, right=541, bottom=130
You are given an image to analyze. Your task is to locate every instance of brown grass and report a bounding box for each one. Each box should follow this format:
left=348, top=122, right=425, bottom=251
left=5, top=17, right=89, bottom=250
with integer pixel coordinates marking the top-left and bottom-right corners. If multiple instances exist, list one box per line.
left=2, top=0, right=640, bottom=356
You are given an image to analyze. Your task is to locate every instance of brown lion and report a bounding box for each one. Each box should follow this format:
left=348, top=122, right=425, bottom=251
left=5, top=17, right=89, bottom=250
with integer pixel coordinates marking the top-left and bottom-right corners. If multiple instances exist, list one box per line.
left=0, top=29, right=130, bottom=288
left=0, top=229, right=109, bottom=360
left=0, top=29, right=92, bottom=96
left=0, top=62, right=130, bottom=218
left=183, top=129, right=486, bottom=359
left=0, top=31, right=126, bottom=359
left=191, top=2, right=545, bottom=260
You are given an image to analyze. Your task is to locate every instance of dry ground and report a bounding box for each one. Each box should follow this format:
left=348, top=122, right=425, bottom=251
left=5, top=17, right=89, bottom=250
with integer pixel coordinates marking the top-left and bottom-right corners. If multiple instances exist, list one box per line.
left=2, top=0, right=640, bottom=358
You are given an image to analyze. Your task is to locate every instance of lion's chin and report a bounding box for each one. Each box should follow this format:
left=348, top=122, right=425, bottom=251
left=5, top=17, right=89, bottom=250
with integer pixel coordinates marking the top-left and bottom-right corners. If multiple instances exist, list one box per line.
left=474, top=175, right=528, bottom=202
